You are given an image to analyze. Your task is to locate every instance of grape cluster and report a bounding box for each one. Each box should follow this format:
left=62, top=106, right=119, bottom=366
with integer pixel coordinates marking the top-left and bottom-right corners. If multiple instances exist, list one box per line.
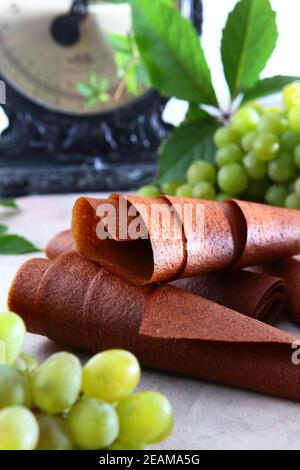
left=0, top=311, right=173, bottom=450
left=138, top=82, right=300, bottom=209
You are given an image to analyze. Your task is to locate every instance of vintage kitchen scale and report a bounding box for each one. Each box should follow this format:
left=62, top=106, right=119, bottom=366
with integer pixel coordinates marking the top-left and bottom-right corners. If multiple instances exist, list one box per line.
left=0, top=0, right=202, bottom=197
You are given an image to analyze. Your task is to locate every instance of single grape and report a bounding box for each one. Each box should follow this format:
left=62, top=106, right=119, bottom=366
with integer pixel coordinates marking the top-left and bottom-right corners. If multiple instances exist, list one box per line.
left=160, top=180, right=184, bottom=196
left=0, top=406, right=39, bottom=450
left=265, top=106, right=281, bottom=114
left=215, top=143, right=243, bottom=167
left=288, top=104, right=300, bottom=134
left=67, top=398, right=119, bottom=450
left=258, top=113, right=286, bottom=135
left=294, top=144, right=300, bottom=168
left=268, top=152, right=296, bottom=183
left=217, top=163, right=248, bottom=196
left=214, top=126, right=239, bottom=147
left=246, top=101, right=264, bottom=115
left=0, top=341, right=5, bottom=364
left=252, top=133, right=279, bottom=161
left=175, top=184, right=193, bottom=198
left=148, top=413, right=174, bottom=444
left=117, top=391, right=173, bottom=444
left=32, top=352, right=82, bottom=414
left=109, top=441, right=149, bottom=450
left=82, top=349, right=140, bottom=404
left=216, top=193, right=232, bottom=201
left=243, top=153, right=268, bottom=180
left=280, top=130, right=300, bottom=152
left=265, top=184, right=288, bottom=207
left=283, top=82, right=300, bottom=109
left=137, top=186, right=160, bottom=198
left=285, top=193, right=300, bottom=209
left=0, top=311, right=26, bottom=364
left=241, top=131, right=257, bottom=152
left=232, top=107, right=260, bottom=134
left=0, top=364, right=32, bottom=408
left=294, top=177, right=300, bottom=197
left=36, top=414, right=73, bottom=450
left=245, top=178, right=269, bottom=201
left=186, top=161, right=216, bottom=185
left=13, top=353, right=39, bottom=375
left=192, top=182, right=216, bottom=200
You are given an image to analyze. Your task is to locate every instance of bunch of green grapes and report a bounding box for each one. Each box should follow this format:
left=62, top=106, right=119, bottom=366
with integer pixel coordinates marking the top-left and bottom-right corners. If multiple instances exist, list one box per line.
left=0, top=311, right=173, bottom=450
left=138, top=82, right=300, bottom=209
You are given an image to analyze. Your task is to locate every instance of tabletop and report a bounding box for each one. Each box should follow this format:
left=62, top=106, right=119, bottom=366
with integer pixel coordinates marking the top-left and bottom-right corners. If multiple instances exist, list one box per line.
left=1, top=193, right=300, bottom=451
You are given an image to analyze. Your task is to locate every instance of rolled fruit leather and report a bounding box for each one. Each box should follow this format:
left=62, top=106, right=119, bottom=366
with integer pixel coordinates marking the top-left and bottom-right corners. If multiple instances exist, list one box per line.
left=46, top=230, right=286, bottom=324
left=71, top=194, right=300, bottom=284
left=7, top=251, right=300, bottom=401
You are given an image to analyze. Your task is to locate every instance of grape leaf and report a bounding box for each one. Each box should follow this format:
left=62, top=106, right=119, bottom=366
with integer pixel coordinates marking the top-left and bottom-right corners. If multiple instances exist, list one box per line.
left=0, top=199, right=18, bottom=209
left=131, top=0, right=217, bottom=105
left=242, top=76, right=300, bottom=103
left=157, top=117, right=218, bottom=183
left=221, top=0, right=278, bottom=97
left=108, top=33, right=133, bottom=54
left=0, top=235, right=40, bottom=255
left=0, top=225, right=8, bottom=235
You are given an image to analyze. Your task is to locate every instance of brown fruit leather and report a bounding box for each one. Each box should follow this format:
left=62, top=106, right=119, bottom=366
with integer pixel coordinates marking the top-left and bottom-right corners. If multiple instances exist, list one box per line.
left=7, top=251, right=300, bottom=402
left=45, top=230, right=286, bottom=324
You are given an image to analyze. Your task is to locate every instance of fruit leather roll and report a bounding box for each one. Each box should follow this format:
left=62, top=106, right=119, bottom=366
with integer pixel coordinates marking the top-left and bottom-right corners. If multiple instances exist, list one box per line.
left=45, top=230, right=286, bottom=324
left=249, top=258, right=300, bottom=324
left=7, top=251, right=300, bottom=401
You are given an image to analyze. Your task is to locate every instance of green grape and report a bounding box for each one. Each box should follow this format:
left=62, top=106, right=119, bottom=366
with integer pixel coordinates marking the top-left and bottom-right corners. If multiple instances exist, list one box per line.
left=241, top=131, right=257, bottom=152
left=294, top=144, right=300, bottom=168
left=283, top=82, right=300, bottom=109
left=192, top=182, right=216, bottom=200
left=217, top=163, right=248, bottom=196
left=281, top=130, right=300, bottom=152
left=268, top=152, right=296, bottom=182
left=0, top=341, right=5, bottom=364
left=0, top=364, right=32, bottom=408
left=258, top=113, right=286, bottom=135
left=160, top=180, right=184, bottom=196
left=117, top=391, right=173, bottom=444
left=0, top=311, right=26, bottom=364
left=214, top=126, right=239, bottom=147
left=285, top=193, right=300, bottom=209
left=186, top=161, right=216, bottom=185
left=175, top=184, right=193, bottom=198
left=67, top=398, right=119, bottom=450
left=215, top=143, right=243, bottom=167
left=288, top=104, right=300, bottom=133
left=246, top=101, right=264, bottom=115
left=252, top=133, right=279, bottom=161
left=137, top=186, right=160, bottom=198
left=82, top=349, right=140, bottom=404
left=0, top=406, right=39, bottom=450
left=109, top=441, right=149, bottom=450
left=32, top=352, right=82, bottom=414
left=36, top=414, right=73, bottom=450
left=232, top=107, right=260, bottom=134
left=243, top=153, right=268, bottom=180
left=245, top=178, right=269, bottom=201
left=265, top=106, right=281, bottom=114
left=294, top=177, right=300, bottom=196
left=13, top=353, right=39, bottom=375
left=265, top=184, right=288, bottom=207
left=216, top=193, right=232, bottom=201
left=148, top=413, right=174, bottom=444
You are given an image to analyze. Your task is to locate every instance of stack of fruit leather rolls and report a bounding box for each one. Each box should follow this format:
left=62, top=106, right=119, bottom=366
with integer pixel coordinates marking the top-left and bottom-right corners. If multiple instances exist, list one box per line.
left=45, top=230, right=285, bottom=325
left=7, top=250, right=300, bottom=401
left=8, top=194, right=300, bottom=401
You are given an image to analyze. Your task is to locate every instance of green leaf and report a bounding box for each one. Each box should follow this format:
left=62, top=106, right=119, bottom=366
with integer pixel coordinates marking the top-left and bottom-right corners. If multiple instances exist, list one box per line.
left=185, top=105, right=211, bottom=122
left=131, top=0, right=217, bottom=105
left=157, top=118, right=218, bottom=182
left=221, top=0, right=278, bottom=97
left=76, top=83, right=93, bottom=98
left=0, top=225, right=8, bottom=235
left=0, top=199, right=18, bottom=209
left=109, top=33, right=133, bottom=54
left=0, top=235, right=40, bottom=255
left=242, top=75, right=300, bottom=103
